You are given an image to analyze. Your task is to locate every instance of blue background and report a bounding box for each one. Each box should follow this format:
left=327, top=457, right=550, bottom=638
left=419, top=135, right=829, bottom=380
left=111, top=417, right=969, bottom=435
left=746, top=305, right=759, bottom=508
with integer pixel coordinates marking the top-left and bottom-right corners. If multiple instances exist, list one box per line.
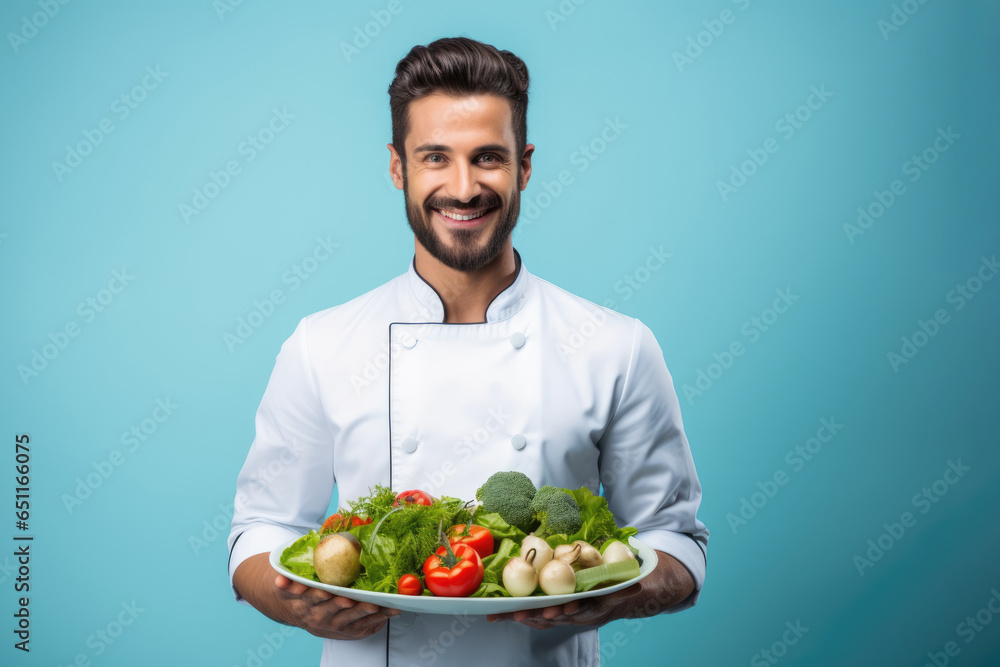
left=2, top=1, right=998, bottom=665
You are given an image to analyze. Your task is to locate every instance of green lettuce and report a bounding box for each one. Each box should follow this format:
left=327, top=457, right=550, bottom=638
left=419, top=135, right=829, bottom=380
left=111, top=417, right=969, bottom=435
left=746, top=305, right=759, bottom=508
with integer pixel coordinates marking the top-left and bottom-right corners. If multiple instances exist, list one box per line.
left=481, top=538, right=519, bottom=585
left=566, top=487, right=638, bottom=546
left=279, top=530, right=321, bottom=580
left=472, top=511, right=527, bottom=543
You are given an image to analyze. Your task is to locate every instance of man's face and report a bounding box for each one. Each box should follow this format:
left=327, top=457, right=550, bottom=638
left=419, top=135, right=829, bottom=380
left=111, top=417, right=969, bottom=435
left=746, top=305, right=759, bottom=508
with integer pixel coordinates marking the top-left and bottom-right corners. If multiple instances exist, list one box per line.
left=390, top=93, right=532, bottom=272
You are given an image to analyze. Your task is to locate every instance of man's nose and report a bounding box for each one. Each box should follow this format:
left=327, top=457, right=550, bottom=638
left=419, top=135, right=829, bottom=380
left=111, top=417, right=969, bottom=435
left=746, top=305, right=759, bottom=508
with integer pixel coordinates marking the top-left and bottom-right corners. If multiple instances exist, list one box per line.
left=446, top=163, right=481, bottom=204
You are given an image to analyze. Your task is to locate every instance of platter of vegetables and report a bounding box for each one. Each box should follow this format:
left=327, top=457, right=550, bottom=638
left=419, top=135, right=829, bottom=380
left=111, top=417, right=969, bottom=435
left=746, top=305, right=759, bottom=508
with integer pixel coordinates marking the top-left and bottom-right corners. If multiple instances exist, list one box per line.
left=269, top=472, right=657, bottom=615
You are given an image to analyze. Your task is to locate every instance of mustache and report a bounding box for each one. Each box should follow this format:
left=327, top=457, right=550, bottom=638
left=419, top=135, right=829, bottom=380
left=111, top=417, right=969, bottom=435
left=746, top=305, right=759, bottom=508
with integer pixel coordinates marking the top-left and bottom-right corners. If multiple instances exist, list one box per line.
left=425, top=192, right=502, bottom=212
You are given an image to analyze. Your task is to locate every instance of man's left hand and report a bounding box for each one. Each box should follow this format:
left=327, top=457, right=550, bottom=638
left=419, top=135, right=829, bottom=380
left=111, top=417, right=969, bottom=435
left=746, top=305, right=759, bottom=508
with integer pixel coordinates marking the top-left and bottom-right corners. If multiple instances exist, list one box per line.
left=485, top=549, right=694, bottom=629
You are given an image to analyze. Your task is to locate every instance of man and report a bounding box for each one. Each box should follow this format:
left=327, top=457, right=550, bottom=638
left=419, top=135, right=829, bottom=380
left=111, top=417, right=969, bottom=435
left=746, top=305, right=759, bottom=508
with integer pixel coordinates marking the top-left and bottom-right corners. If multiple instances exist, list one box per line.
left=228, top=36, right=708, bottom=666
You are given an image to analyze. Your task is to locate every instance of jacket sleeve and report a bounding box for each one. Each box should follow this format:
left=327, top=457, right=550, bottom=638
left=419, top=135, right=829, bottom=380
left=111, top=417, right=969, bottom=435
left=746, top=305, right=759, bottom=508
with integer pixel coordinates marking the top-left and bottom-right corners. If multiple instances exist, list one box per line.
left=597, top=318, right=709, bottom=613
left=226, top=316, right=337, bottom=603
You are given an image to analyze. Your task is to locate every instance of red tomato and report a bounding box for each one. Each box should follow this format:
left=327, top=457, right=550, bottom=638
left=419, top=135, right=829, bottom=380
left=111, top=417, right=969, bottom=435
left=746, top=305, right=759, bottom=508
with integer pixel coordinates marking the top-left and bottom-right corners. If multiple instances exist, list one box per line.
left=397, top=573, right=423, bottom=596
left=447, top=524, right=495, bottom=560
left=320, top=513, right=371, bottom=534
left=394, top=490, right=434, bottom=507
left=422, top=543, right=484, bottom=597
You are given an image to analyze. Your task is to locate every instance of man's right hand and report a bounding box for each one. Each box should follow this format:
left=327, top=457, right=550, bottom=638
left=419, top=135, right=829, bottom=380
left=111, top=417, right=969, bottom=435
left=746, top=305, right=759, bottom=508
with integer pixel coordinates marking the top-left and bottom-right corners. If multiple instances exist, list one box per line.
left=233, top=553, right=400, bottom=641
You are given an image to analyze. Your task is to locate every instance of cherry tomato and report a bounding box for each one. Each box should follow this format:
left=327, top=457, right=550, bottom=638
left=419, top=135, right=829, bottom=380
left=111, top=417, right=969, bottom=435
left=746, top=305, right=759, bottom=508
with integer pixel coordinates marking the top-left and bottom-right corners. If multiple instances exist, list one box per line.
left=394, top=489, right=434, bottom=506
left=447, top=523, right=495, bottom=560
left=397, top=573, right=423, bottom=596
left=422, top=543, right=484, bottom=597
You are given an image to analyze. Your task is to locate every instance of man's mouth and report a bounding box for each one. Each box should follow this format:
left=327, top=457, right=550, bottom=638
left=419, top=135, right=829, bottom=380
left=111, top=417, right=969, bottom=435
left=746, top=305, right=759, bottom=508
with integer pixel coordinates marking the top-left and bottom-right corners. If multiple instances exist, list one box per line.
left=433, top=206, right=497, bottom=222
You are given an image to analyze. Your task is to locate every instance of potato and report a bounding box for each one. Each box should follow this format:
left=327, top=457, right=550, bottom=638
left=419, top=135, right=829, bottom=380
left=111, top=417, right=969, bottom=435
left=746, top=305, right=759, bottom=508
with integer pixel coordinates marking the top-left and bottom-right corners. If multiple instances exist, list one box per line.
left=313, top=533, right=362, bottom=586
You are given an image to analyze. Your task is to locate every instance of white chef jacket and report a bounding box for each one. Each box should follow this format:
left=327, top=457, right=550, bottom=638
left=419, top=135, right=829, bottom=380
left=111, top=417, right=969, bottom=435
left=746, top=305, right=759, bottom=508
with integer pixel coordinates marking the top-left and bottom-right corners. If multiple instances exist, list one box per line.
left=227, top=250, right=709, bottom=667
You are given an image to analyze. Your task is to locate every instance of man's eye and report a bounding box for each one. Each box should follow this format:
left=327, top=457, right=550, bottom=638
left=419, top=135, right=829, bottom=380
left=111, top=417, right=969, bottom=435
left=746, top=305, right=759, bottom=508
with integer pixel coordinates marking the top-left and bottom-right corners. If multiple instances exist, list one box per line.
left=427, top=154, right=443, bottom=163
left=479, top=154, right=498, bottom=164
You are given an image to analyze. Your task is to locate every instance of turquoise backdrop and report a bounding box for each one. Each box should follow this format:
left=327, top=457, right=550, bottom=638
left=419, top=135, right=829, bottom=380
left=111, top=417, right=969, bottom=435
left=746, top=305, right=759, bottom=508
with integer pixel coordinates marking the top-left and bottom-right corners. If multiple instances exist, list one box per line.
left=2, top=1, right=998, bottom=665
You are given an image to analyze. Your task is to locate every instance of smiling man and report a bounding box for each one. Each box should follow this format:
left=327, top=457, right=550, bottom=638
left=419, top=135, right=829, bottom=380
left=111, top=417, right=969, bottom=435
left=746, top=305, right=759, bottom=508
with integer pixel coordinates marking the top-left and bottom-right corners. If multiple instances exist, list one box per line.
left=227, top=37, right=708, bottom=667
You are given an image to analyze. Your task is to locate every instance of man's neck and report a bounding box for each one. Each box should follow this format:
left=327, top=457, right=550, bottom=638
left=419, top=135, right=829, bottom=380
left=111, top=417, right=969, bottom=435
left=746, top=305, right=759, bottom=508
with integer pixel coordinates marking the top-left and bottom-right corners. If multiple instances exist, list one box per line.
left=413, top=242, right=518, bottom=323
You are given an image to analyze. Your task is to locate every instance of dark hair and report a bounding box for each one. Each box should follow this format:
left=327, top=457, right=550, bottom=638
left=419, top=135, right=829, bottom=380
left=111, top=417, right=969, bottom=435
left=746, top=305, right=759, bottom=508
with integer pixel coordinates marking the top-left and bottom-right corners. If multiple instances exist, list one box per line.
left=388, top=37, right=529, bottom=170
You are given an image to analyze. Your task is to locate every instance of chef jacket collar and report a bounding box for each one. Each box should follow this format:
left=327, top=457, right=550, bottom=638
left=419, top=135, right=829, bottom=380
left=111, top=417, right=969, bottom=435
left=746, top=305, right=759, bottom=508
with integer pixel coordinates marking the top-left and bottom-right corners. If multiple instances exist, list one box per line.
left=406, top=248, right=530, bottom=323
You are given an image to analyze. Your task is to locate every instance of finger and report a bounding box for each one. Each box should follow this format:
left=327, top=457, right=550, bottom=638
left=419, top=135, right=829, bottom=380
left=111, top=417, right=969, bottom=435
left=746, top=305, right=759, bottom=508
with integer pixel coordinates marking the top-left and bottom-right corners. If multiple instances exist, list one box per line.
left=300, top=587, right=334, bottom=603
left=563, top=600, right=581, bottom=615
left=275, top=577, right=309, bottom=596
left=541, top=605, right=567, bottom=620
left=513, top=609, right=546, bottom=623
left=331, top=596, right=380, bottom=613
left=325, top=601, right=386, bottom=629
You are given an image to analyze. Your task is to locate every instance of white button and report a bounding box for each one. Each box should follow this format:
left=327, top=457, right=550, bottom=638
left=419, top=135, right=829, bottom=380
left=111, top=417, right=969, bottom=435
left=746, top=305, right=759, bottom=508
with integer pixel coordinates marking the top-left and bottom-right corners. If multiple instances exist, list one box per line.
left=509, top=332, right=526, bottom=349
left=401, top=334, right=417, bottom=349
left=510, top=434, right=526, bottom=450
left=402, top=437, right=418, bottom=453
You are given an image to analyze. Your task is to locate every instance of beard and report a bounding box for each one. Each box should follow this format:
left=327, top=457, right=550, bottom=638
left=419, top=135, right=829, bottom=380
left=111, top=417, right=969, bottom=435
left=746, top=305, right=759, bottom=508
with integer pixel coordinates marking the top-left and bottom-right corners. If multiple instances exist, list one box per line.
left=403, top=169, right=520, bottom=273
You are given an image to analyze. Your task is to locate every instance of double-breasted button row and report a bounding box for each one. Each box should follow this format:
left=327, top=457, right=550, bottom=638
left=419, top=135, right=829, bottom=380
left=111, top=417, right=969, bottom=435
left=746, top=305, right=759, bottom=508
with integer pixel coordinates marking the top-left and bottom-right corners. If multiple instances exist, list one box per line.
left=398, top=433, right=528, bottom=453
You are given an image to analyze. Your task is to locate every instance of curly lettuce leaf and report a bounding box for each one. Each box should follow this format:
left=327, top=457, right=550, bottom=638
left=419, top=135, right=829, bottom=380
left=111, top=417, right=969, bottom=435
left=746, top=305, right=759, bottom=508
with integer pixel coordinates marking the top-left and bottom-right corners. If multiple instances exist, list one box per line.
left=279, top=530, right=321, bottom=580
left=481, top=538, right=519, bottom=586
left=472, top=511, right=527, bottom=543
left=471, top=582, right=512, bottom=598
left=567, top=487, right=637, bottom=546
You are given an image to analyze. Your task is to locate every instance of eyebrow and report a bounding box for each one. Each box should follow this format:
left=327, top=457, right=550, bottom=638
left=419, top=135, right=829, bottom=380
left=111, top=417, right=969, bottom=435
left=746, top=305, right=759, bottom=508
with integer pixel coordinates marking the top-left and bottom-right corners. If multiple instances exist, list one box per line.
left=413, top=143, right=512, bottom=157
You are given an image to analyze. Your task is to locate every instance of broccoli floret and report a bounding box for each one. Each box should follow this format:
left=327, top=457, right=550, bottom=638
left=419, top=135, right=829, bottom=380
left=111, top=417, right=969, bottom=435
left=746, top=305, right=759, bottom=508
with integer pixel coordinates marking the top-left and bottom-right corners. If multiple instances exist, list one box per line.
left=476, top=471, right=537, bottom=533
left=530, top=486, right=582, bottom=537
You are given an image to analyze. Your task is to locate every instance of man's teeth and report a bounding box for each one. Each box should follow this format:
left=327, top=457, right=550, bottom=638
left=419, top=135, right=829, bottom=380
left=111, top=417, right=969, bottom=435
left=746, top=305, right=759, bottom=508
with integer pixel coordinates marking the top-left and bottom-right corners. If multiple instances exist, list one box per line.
left=437, top=208, right=492, bottom=221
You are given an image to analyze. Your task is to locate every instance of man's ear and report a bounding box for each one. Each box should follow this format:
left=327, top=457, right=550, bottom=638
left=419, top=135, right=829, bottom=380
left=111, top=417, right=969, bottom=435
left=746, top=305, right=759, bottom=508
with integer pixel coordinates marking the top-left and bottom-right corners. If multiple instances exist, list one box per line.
left=387, top=143, right=404, bottom=190
left=519, top=143, right=535, bottom=191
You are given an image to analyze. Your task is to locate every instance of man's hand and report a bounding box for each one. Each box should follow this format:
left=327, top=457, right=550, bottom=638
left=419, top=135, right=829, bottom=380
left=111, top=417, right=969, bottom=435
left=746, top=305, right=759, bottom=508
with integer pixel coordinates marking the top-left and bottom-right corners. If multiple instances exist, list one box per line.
left=234, top=553, right=400, bottom=640
left=485, top=549, right=694, bottom=630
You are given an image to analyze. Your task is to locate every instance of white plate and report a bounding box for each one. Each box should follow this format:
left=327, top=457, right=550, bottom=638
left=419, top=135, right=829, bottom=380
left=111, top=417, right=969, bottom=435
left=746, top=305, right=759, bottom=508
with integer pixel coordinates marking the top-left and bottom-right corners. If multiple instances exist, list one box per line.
left=269, top=535, right=657, bottom=615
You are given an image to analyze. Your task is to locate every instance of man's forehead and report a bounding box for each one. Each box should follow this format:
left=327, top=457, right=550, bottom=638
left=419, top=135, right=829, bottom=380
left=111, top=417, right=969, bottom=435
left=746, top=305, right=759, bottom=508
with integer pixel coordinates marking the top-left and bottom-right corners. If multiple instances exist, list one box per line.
left=406, top=93, right=514, bottom=149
